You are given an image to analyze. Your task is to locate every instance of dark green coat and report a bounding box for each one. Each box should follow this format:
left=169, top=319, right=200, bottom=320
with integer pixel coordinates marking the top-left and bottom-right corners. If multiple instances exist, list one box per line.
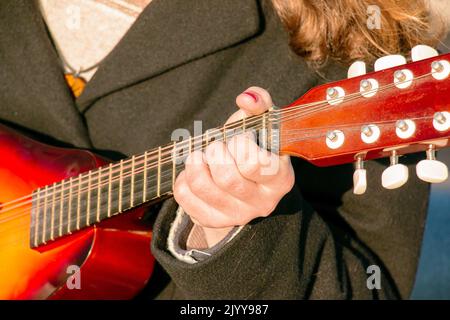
left=0, top=0, right=429, bottom=299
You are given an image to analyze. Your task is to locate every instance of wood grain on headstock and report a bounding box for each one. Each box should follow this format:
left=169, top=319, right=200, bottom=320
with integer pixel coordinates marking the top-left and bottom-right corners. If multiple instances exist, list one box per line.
left=280, top=53, right=450, bottom=167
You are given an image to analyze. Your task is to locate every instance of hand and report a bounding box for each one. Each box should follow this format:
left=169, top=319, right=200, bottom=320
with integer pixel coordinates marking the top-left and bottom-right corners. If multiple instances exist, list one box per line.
left=173, top=87, right=295, bottom=247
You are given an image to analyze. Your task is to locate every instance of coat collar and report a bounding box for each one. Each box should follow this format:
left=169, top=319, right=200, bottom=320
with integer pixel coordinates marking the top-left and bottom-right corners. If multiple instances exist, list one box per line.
left=75, top=0, right=262, bottom=111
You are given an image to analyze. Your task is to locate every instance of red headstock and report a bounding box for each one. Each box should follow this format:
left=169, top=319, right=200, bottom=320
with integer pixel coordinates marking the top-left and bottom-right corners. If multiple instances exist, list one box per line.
left=280, top=51, right=450, bottom=169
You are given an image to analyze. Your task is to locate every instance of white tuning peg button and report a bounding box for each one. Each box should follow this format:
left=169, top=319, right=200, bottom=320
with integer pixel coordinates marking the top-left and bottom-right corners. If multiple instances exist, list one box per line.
left=374, top=55, right=406, bottom=71
left=353, top=155, right=367, bottom=195
left=382, top=151, right=409, bottom=189
left=411, top=45, right=438, bottom=62
left=416, top=160, right=449, bottom=183
left=353, top=169, right=367, bottom=195
left=382, top=164, right=409, bottom=189
left=416, top=145, right=449, bottom=183
left=348, top=61, right=367, bottom=78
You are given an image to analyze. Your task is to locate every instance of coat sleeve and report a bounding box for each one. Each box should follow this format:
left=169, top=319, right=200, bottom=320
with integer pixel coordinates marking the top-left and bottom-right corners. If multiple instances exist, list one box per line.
left=150, top=159, right=406, bottom=299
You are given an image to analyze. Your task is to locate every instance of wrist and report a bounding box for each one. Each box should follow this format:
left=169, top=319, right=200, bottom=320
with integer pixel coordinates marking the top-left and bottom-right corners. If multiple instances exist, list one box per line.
left=200, top=225, right=235, bottom=248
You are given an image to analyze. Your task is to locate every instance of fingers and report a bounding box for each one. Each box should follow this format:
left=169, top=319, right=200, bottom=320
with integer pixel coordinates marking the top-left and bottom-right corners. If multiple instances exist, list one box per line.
left=173, top=171, right=230, bottom=228
left=204, top=141, right=258, bottom=200
left=183, top=150, right=259, bottom=215
left=183, top=151, right=236, bottom=210
left=174, top=168, right=259, bottom=228
left=227, top=134, right=294, bottom=191
left=235, top=86, right=273, bottom=116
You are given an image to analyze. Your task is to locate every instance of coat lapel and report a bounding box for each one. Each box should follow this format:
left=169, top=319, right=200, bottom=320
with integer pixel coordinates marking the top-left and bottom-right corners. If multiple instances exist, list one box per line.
left=76, top=0, right=261, bottom=111
left=0, top=0, right=91, bottom=147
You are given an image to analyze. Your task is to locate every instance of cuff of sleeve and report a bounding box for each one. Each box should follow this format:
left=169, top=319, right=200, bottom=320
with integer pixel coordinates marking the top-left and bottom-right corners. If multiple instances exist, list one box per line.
left=167, top=206, right=243, bottom=264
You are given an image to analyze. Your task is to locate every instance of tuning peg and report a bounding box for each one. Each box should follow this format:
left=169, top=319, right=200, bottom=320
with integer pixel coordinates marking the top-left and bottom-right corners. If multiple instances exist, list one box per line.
left=416, top=145, right=449, bottom=183
left=411, top=45, right=438, bottom=62
left=382, top=151, right=409, bottom=189
left=431, top=60, right=450, bottom=80
left=374, top=55, right=406, bottom=71
left=433, top=111, right=450, bottom=132
left=348, top=61, right=367, bottom=78
left=353, top=156, right=367, bottom=195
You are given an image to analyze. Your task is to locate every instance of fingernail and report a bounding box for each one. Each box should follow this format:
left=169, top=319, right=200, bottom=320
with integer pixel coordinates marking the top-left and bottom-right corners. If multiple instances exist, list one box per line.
left=243, top=91, right=258, bottom=103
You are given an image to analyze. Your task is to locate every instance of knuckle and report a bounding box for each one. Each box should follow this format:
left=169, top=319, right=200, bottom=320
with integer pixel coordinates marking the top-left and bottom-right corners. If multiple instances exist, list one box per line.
left=240, top=162, right=260, bottom=178
left=185, top=153, right=194, bottom=166
left=269, top=163, right=295, bottom=194
left=185, top=152, right=205, bottom=174
left=229, top=135, right=252, bottom=159
left=186, top=150, right=203, bottom=166
left=188, top=174, right=207, bottom=194
left=216, top=173, right=244, bottom=192
left=283, top=171, right=296, bottom=193
left=205, top=141, right=225, bottom=162
left=173, top=181, right=189, bottom=203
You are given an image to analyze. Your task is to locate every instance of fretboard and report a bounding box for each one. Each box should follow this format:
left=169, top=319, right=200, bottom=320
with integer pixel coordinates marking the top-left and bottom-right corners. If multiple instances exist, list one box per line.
left=30, top=111, right=279, bottom=247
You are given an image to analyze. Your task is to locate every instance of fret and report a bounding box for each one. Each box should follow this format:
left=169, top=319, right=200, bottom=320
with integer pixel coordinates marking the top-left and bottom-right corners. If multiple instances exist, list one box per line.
left=41, top=185, right=48, bottom=244
left=118, top=160, right=124, bottom=213
left=243, top=117, right=246, bottom=133
left=107, top=163, right=112, bottom=217
left=96, top=167, right=102, bottom=222
left=268, top=113, right=273, bottom=148
left=172, top=142, right=176, bottom=190
left=130, top=156, right=135, bottom=207
left=157, top=147, right=162, bottom=197
left=67, top=177, right=73, bottom=234
left=196, top=134, right=203, bottom=152
left=50, top=182, right=56, bottom=241
left=86, top=170, right=92, bottom=226
left=76, top=173, right=82, bottom=230
left=268, top=111, right=275, bottom=152
left=262, top=113, right=267, bottom=150
left=205, top=130, right=209, bottom=149
left=59, top=180, right=65, bottom=237
left=189, top=137, right=193, bottom=155
left=33, top=188, right=41, bottom=247
left=143, top=152, right=148, bottom=202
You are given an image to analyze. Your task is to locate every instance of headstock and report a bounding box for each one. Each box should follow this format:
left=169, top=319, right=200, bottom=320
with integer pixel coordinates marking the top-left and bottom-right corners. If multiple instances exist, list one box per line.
left=279, top=45, right=450, bottom=194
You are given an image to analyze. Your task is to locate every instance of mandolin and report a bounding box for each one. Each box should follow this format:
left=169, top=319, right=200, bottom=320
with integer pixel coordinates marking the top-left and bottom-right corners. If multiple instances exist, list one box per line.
left=0, top=45, right=449, bottom=299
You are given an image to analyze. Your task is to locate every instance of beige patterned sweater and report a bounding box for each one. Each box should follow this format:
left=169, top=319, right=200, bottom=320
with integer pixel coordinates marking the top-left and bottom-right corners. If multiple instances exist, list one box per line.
left=39, top=0, right=152, bottom=81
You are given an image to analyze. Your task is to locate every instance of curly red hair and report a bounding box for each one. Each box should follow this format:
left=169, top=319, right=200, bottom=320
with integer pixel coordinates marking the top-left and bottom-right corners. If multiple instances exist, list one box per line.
left=271, top=0, right=446, bottom=67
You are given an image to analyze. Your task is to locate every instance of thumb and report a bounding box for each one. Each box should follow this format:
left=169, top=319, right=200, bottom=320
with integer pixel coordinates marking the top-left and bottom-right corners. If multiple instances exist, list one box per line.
left=226, top=86, right=273, bottom=124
